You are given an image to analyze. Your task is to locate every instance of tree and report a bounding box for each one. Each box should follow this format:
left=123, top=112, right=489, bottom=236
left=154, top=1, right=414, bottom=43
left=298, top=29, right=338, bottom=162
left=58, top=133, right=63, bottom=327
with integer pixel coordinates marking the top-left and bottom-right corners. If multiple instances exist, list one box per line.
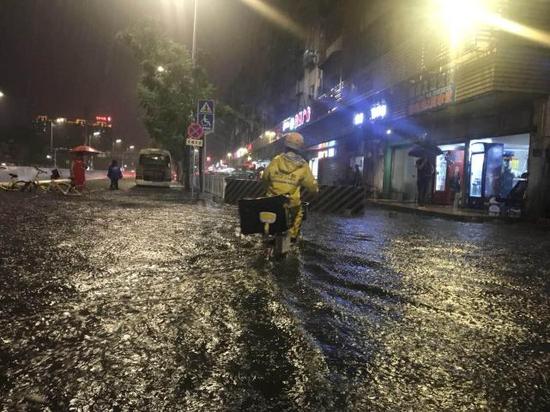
left=119, top=21, right=214, bottom=162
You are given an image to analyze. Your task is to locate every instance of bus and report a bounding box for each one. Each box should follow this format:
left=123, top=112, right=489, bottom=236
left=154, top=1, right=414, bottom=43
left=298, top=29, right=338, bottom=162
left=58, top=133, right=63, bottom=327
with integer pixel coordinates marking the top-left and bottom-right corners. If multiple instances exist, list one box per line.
left=136, top=148, right=173, bottom=187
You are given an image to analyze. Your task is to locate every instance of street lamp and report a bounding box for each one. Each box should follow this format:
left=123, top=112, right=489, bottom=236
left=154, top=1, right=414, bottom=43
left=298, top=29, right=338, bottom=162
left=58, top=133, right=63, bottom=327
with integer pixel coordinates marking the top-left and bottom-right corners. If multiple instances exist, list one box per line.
left=0, top=91, right=4, bottom=98
left=157, top=66, right=166, bottom=73
left=129, top=145, right=135, bottom=150
left=49, top=119, right=66, bottom=166
left=112, top=138, right=122, bottom=159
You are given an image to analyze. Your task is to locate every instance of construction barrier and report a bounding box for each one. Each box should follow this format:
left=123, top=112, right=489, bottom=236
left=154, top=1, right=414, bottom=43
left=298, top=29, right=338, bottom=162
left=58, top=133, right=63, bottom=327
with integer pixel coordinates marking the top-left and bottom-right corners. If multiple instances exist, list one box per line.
left=224, top=178, right=265, bottom=204
left=223, top=178, right=366, bottom=215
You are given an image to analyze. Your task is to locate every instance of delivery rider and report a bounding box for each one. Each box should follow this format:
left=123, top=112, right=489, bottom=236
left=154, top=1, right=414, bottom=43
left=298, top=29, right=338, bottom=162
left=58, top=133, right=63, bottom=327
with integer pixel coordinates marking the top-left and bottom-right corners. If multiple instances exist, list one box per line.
left=262, top=132, right=319, bottom=241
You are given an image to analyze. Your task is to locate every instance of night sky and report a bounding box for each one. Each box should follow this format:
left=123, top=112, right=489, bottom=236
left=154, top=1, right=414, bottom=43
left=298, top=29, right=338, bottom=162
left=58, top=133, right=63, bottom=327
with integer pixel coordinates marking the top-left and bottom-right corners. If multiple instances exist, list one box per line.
left=0, top=0, right=260, bottom=147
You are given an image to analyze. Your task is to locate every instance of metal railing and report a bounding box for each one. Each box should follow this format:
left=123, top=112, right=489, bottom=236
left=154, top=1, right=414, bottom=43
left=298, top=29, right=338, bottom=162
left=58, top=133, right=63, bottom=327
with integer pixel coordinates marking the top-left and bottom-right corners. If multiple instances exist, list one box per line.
left=204, top=174, right=227, bottom=199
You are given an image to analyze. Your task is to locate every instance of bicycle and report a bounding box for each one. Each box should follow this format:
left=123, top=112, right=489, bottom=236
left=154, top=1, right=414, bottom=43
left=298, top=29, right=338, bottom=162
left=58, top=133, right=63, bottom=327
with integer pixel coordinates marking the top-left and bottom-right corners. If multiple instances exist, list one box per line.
left=0, top=169, right=30, bottom=192
left=18, top=167, right=49, bottom=192
left=42, top=169, right=82, bottom=196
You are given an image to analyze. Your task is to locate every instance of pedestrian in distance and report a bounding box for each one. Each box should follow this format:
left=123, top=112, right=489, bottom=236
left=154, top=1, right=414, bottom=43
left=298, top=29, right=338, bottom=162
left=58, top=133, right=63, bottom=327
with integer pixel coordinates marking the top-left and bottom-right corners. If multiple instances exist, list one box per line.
left=107, top=160, right=123, bottom=190
left=71, top=154, right=86, bottom=191
left=416, top=156, right=434, bottom=207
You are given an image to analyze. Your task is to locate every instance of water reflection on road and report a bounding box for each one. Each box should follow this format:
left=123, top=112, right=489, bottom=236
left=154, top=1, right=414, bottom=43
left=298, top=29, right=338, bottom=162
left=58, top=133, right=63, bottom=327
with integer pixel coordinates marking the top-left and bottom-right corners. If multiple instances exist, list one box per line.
left=0, top=185, right=548, bottom=411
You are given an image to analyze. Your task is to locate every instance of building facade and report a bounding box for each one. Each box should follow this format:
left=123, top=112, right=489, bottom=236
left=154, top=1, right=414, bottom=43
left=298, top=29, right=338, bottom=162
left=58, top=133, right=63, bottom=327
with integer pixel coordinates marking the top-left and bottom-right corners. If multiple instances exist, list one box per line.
left=247, top=0, right=550, bottom=218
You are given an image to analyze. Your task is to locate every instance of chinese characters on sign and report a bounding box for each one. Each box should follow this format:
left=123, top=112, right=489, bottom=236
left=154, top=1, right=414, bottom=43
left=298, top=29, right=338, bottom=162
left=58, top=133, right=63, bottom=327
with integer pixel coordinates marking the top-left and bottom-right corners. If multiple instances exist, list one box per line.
left=370, top=102, right=387, bottom=120
left=282, top=106, right=312, bottom=132
left=408, top=85, right=455, bottom=115
left=408, top=70, right=455, bottom=115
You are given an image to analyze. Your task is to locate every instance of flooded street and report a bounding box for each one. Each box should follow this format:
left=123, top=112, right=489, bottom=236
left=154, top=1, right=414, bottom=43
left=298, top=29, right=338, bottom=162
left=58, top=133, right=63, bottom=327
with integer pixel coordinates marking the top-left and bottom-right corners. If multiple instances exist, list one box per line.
left=1, top=184, right=549, bottom=411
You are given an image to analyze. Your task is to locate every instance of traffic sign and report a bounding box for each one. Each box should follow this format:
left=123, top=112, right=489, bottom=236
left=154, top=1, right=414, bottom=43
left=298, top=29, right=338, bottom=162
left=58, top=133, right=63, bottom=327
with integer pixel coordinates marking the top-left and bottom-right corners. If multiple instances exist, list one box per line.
left=186, top=138, right=204, bottom=147
left=198, top=100, right=214, bottom=114
left=187, top=122, right=204, bottom=139
left=197, top=99, right=215, bottom=132
left=198, top=113, right=214, bottom=131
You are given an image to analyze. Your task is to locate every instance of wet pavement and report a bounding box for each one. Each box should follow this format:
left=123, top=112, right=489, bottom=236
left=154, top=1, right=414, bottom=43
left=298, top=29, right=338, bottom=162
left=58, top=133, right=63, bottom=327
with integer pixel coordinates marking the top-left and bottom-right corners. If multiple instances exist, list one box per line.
left=1, top=182, right=549, bottom=411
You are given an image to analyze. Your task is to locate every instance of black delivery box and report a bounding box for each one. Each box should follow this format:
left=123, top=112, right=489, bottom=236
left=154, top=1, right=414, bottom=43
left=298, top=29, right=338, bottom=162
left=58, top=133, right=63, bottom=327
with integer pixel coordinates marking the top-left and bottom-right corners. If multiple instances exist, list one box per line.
left=238, top=195, right=289, bottom=235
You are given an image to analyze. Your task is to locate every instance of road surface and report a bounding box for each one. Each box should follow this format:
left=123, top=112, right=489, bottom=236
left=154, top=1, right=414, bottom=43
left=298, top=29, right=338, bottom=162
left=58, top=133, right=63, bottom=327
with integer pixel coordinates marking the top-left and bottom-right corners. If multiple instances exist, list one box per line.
left=1, top=182, right=549, bottom=411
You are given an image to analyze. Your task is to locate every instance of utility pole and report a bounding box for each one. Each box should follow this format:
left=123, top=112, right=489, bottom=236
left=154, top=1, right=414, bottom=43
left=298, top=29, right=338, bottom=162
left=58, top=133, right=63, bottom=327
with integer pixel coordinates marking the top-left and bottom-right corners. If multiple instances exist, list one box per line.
left=186, top=0, right=199, bottom=193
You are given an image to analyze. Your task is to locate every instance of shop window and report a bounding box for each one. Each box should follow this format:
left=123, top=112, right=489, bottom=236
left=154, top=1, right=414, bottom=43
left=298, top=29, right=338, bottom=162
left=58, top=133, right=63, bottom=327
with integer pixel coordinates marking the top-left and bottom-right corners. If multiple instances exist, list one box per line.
left=468, top=134, right=530, bottom=201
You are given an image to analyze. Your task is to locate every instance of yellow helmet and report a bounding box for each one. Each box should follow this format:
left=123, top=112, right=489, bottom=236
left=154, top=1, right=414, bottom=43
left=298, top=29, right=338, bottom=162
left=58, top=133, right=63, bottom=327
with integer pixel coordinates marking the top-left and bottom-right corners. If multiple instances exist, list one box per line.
left=284, top=132, right=305, bottom=151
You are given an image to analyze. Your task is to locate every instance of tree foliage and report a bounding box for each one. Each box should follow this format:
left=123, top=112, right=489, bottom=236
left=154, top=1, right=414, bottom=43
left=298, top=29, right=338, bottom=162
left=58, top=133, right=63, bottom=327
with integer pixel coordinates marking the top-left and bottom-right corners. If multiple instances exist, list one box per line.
left=119, top=21, right=214, bottom=160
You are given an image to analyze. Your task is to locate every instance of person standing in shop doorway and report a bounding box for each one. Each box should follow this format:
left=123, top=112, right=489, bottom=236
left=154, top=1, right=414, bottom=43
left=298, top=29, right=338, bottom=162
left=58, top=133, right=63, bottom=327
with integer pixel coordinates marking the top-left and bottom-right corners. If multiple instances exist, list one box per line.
left=107, top=160, right=123, bottom=190
left=416, top=156, right=434, bottom=206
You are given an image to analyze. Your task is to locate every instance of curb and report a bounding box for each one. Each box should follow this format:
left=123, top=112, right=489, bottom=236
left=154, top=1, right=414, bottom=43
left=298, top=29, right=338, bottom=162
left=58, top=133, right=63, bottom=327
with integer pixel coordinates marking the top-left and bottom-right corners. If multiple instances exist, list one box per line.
left=365, top=200, right=523, bottom=223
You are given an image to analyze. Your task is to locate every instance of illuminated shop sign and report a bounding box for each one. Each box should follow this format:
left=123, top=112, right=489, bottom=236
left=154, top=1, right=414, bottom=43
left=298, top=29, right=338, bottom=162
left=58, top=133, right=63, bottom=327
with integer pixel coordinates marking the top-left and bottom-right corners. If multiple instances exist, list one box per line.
left=370, top=102, right=387, bottom=120
left=318, top=140, right=336, bottom=149
left=318, top=148, right=335, bottom=159
left=408, top=85, right=454, bottom=115
left=408, top=70, right=455, bottom=115
left=353, top=112, right=365, bottom=126
left=95, top=115, right=112, bottom=123
left=282, top=106, right=312, bottom=132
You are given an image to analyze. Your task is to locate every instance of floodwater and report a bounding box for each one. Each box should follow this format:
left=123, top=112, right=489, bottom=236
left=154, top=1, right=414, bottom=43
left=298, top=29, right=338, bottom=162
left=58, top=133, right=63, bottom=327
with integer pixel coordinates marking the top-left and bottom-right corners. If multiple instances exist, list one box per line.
left=1, top=184, right=549, bottom=411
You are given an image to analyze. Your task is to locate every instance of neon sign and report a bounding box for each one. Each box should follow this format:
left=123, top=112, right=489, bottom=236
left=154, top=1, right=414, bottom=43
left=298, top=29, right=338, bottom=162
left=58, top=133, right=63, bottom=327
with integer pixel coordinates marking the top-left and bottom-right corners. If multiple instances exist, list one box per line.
left=95, top=116, right=112, bottom=123
left=353, top=112, right=365, bottom=125
left=282, top=106, right=312, bottom=132
left=370, top=103, right=387, bottom=120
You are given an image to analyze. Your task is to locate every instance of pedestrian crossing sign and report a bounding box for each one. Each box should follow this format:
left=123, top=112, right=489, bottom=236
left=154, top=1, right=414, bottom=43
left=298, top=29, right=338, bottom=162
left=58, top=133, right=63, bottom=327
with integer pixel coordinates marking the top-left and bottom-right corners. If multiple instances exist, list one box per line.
left=197, top=99, right=215, bottom=132
left=198, top=99, right=215, bottom=115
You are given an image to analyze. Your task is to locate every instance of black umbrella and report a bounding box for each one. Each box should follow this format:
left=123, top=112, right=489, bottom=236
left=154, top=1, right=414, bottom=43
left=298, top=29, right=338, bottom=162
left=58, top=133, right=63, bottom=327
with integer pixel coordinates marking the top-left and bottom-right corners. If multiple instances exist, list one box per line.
left=408, top=142, right=443, bottom=157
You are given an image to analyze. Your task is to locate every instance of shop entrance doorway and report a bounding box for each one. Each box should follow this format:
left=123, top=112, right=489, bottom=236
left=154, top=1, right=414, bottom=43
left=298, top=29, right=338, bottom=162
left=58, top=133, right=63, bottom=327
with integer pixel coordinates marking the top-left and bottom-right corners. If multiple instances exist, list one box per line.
left=433, top=145, right=465, bottom=205
left=467, top=133, right=530, bottom=208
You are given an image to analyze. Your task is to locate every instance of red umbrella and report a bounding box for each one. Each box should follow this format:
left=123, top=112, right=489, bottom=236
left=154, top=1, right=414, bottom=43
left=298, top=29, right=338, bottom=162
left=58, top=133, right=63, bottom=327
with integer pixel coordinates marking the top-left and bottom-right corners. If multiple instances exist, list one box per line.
left=70, top=145, right=102, bottom=154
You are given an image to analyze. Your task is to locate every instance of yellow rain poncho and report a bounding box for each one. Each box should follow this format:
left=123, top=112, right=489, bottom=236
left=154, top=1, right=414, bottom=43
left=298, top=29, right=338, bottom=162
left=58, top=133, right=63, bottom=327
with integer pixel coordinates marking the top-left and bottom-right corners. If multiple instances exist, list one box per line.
left=262, top=151, right=319, bottom=238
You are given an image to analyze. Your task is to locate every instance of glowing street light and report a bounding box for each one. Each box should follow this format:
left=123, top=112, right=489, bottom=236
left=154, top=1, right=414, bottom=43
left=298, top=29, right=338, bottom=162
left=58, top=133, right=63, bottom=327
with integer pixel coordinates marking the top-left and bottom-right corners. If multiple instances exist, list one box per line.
left=93, top=131, right=101, bottom=137
left=427, top=0, right=550, bottom=52
left=56, top=117, right=66, bottom=124
left=129, top=145, right=135, bottom=150
left=157, top=66, right=166, bottom=73
left=0, top=91, right=4, bottom=98
left=115, top=138, right=122, bottom=144
left=227, top=153, right=232, bottom=159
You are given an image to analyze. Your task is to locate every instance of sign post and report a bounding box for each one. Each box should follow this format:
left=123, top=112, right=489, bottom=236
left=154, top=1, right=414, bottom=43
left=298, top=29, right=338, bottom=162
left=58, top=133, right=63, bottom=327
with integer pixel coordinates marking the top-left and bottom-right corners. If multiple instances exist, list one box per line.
left=197, top=100, right=215, bottom=192
left=186, top=122, right=204, bottom=198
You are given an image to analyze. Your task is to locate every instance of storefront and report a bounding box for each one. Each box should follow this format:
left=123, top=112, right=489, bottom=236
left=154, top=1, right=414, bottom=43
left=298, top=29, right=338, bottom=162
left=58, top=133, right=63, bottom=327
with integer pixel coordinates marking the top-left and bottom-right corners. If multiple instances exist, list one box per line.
left=466, top=133, right=530, bottom=208
left=388, top=145, right=418, bottom=202
left=386, top=132, right=531, bottom=207
left=306, top=137, right=365, bottom=186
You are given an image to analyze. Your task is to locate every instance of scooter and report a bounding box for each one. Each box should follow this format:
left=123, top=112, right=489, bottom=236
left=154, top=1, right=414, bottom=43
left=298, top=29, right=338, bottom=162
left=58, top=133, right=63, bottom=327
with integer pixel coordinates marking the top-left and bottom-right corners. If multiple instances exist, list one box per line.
left=239, top=195, right=308, bottom=259
left=259, top=210, right=292, bottom=258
